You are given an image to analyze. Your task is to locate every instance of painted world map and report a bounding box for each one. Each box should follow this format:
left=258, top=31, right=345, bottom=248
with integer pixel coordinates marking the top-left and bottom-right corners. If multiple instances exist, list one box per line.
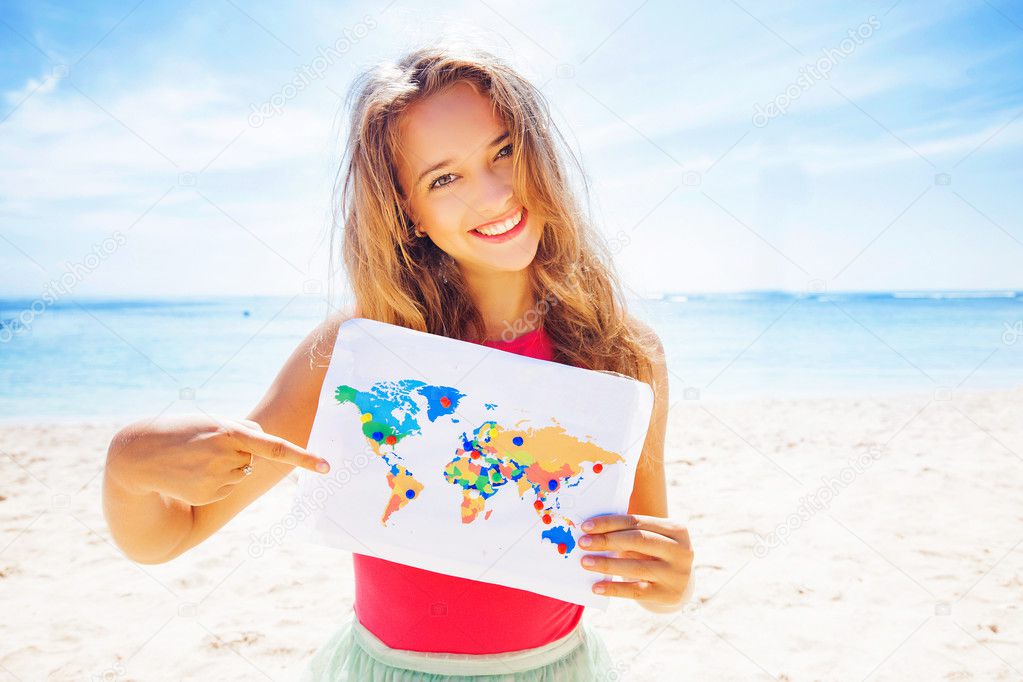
left=333, top=378, right=623, bottom=557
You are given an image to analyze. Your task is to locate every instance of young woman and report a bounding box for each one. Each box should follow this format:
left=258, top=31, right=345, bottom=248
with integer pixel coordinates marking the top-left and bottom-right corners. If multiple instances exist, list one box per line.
left=102, top=42, right=694, bottom=681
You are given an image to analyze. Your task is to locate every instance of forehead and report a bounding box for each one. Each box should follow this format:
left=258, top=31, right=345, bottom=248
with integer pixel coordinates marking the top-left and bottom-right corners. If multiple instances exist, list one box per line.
left=397, top=81, right=504, bottom=181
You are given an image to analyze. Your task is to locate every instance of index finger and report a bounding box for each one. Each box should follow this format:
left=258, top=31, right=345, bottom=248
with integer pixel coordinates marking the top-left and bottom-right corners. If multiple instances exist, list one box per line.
left=229, top=427, right=329, bottom=473
left=580, top=513, right=647, bottom=534
left=581, top=513, right=688, bottom=542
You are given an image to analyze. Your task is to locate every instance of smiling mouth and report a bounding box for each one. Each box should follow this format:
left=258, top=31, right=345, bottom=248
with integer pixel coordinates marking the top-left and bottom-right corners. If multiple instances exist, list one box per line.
left=471, top=207, right=525, bottom=236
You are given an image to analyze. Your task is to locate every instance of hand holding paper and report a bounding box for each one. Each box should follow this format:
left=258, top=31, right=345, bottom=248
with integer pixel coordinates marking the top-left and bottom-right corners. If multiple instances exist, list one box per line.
left=290, top=318, right=654, bottom=609
left=577, top=512, right=696, bottom=611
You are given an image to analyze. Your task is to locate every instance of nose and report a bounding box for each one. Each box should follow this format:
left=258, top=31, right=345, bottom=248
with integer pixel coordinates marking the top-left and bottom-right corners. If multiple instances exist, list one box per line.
left=470, top=167, right=515, bottom=223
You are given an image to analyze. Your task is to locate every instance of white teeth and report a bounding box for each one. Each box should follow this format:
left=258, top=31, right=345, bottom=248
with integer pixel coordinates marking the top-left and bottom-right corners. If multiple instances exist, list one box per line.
left=474, top=210, right=522, bottom=236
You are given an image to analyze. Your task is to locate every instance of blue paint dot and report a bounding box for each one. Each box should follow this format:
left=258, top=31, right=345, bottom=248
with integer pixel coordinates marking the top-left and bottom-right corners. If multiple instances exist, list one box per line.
left=372, top=431, right=383, bottom=441
left=512, top=436, right=523, bottom=446
left=405, top=489, right=415, bottom=499
left=548, top=479, right=558, bottom=491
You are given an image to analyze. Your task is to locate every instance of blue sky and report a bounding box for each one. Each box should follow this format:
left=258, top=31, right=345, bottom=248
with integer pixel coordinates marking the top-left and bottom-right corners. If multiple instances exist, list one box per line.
left=0, top=0, right=1021, bottom=298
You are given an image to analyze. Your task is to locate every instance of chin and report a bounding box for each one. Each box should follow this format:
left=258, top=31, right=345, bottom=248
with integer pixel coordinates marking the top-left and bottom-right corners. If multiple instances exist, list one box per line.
left=478, top=234, right=541, bottom=273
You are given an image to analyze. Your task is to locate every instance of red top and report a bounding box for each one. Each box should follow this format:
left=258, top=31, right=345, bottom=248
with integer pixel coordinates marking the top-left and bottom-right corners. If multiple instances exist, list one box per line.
left=351, top=324, right=585, bottom=653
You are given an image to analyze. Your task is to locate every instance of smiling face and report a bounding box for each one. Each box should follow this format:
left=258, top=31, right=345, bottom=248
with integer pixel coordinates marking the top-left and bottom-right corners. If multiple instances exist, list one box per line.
left=395, top=80, right=543, bottom=277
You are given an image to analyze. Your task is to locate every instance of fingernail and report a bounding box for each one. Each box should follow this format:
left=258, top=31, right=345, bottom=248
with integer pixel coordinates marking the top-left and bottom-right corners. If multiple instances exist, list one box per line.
left=593, top=584, right=605, bottom=594
left=582, top=521, right=594, bottom=531
left=316, top=461, right=330, bottom=473
left=579, top=535, right=592, bottom=547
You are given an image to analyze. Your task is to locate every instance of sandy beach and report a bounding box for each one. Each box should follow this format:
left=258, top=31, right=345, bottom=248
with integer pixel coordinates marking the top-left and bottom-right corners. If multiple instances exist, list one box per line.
left=2, top=384, right=1021, bottom=681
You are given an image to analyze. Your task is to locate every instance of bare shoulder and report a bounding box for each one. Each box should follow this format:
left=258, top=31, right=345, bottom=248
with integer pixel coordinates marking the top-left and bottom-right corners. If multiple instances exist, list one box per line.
left=303, top=307, right=357, bottom=372
left=624, top=313, right=667, bottom=382
left=249, top=304, right=358, bottom=443
left=624, top=313, right=663, bottom=348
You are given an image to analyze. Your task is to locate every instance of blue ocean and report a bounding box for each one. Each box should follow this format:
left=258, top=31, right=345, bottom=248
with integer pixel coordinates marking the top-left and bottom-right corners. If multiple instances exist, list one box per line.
left=1, top=291, right=1020, bottom=421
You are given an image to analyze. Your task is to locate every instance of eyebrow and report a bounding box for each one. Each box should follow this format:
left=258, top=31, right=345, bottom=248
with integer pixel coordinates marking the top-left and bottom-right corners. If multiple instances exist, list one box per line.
left=415, top=130, right=510, bottom=190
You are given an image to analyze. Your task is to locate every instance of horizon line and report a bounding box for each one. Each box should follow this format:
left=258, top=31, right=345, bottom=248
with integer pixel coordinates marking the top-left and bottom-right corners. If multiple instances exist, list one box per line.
left=1, top=287, right=1020, bottom=303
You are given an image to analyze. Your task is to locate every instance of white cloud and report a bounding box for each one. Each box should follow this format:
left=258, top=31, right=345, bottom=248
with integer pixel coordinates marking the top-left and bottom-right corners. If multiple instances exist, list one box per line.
left=3, top=69, right=61, bottom=105
left=0, top=0, right=1018, bottom=295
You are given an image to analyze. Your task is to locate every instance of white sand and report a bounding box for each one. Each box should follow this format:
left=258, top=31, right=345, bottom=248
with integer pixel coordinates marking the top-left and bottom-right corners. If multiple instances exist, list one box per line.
left=2, top=385, right=1021, bottom=680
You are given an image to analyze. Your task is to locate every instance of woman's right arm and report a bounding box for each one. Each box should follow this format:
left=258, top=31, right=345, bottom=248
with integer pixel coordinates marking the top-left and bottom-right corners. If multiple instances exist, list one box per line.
left=102, top=310, right=349, bottom=564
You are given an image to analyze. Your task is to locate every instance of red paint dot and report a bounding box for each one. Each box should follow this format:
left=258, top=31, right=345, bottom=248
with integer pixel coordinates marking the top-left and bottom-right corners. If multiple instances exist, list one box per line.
left=542, top=514, right=551, bottom=524
left=533, top=500, right=544, bottom=510
left=557, top=543, right=567, bottom=554
left=592, top=463, right=603, bottom=473
left=470, top=450, right=480, bottom=459
left=385, top=435, right=397, bottom=445
left=440, top=396, right=451, bottom=408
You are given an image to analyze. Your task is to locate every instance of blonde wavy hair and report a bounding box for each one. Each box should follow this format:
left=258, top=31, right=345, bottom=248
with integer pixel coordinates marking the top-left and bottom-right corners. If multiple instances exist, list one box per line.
left=326, top=41, right=660, bottom=386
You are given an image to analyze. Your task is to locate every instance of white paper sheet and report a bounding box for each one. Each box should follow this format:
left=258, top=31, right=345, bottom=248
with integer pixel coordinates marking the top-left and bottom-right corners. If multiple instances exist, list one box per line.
left=288, top=317, right=654, bottom=610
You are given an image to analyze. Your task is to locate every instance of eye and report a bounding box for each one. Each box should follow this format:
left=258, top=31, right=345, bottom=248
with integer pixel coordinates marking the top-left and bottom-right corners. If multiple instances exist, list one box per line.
left=428, top=144, right=515, bottom=192
left=429, top=173, right=455, bottom=190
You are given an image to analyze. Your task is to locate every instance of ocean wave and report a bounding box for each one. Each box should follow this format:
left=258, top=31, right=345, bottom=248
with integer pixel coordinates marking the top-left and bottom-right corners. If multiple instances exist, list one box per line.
left=891, top=291, right=1019, bottom=300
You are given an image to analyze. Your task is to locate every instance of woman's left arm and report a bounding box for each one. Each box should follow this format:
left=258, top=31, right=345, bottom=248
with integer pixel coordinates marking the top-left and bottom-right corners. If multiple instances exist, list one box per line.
left=578, top=322, right=695, bottom=613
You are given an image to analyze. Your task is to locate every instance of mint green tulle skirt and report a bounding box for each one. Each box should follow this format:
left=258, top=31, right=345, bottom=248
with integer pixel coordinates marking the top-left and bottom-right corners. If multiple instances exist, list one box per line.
left=298, top=609, right=619, bottom=681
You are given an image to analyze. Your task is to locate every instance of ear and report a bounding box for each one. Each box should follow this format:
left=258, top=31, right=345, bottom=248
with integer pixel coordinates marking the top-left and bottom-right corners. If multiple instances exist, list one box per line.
left=398, top=194, right=418, bottom=226
left=405, top=211, right=423, bottom=234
